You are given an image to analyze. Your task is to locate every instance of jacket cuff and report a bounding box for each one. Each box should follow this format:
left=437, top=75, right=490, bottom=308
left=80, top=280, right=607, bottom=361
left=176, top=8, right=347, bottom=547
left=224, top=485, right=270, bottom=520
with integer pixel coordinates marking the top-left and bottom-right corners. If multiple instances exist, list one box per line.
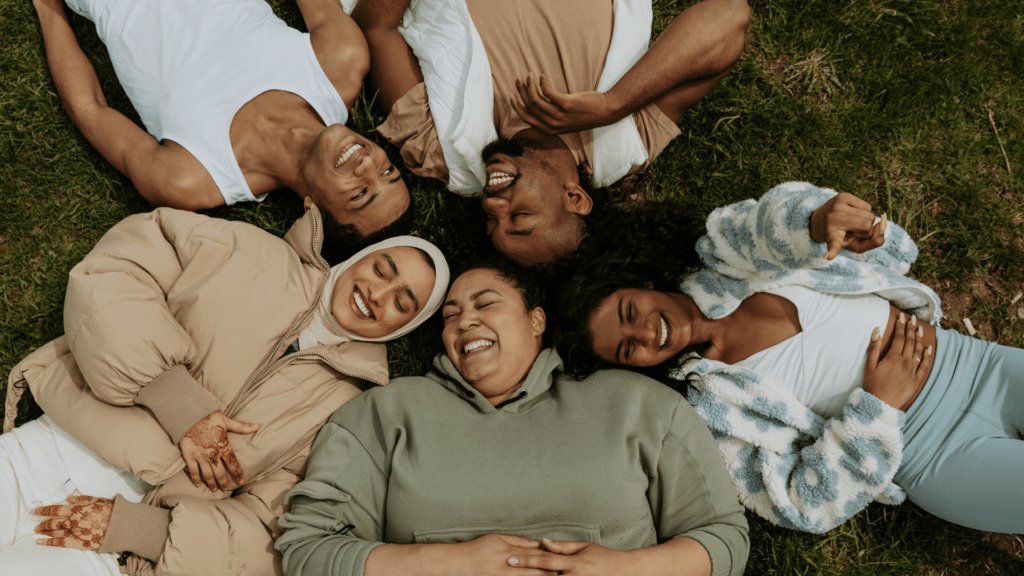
left=135, top=365, right=221, bottom=443
left=98, top=494, right=171, bottom=562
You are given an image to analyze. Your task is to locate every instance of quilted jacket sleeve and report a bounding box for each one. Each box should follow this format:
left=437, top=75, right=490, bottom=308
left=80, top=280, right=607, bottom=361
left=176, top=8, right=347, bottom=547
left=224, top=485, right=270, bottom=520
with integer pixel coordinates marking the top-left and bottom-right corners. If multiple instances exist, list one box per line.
left=62, top=209, right=229, bottom=442
left=696, top=181, right=919, bottom=280
left=679, top=358, right=906, bottom=534
left=109, top=454, right=307, bottom=576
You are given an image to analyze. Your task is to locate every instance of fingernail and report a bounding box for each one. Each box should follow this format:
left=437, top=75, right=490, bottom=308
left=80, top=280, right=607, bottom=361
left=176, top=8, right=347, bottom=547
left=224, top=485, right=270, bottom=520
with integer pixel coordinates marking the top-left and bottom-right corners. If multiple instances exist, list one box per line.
left=900, top=313, right=906, bottom=324
left=508, top=557, right=520, bottom=566
left=926, top=345, right=932, bottom=355
left=918, top=326, right=924, bottom=337
left=871, top=327, right=880, bottom=341
left=881, top=213, right=888, bottom=234
left=911, top=315, right=917, bottom=326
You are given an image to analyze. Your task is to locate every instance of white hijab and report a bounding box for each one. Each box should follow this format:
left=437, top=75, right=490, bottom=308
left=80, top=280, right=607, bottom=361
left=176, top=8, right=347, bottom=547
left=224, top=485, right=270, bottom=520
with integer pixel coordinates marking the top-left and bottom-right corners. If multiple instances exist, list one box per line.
left=298, top=236, right=450, bottom=349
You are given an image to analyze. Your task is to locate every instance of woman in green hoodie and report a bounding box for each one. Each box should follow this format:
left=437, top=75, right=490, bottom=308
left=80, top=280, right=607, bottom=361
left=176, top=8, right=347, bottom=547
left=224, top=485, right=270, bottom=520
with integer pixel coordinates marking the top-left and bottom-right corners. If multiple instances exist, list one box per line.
left=276, top=261, right=750, bottom=576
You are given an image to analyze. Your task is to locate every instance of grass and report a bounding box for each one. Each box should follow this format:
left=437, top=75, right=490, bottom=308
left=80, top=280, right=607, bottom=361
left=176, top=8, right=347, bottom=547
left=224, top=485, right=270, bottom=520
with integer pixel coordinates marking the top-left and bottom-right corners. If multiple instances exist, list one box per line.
left=2, top=0, right=1023, bottom=573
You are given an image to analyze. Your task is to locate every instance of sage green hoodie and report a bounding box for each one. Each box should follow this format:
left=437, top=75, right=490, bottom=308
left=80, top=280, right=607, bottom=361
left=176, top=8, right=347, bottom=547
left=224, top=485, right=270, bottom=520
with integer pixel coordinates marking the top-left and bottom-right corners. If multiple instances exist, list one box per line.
left=277, top=349, right=749, bottom=576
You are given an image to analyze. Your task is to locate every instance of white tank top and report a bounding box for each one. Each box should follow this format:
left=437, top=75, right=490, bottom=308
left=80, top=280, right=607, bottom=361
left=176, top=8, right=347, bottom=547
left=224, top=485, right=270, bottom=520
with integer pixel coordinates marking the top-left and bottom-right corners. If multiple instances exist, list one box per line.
left=733, top=286, right=891, bottom=418
left=66, top=0, right=349, bottom=205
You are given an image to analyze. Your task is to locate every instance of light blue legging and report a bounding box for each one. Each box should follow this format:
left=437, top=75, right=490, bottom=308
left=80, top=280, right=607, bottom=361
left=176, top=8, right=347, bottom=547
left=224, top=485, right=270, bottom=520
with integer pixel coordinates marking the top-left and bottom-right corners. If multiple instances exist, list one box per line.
left=894, top=327, right=1024, bottom=533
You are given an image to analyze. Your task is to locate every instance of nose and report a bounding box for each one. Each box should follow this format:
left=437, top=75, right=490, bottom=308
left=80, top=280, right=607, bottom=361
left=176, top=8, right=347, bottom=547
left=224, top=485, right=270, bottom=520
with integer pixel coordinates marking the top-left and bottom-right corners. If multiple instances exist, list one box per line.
left=632, top=317, right=657, bottom=346
left=457, top=308, right=480, bottom=332
left=482, top=197, right=508, bottom=218
left=353, top=153, right=373, bottom=177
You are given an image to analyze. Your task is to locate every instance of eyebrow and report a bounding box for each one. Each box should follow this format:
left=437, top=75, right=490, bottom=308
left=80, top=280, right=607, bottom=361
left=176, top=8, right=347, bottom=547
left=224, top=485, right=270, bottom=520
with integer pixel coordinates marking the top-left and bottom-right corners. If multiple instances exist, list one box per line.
left=355, top=193, right=378, bottom=211
left=614, top=299, right=624, bottom=363
left=442, top=288, right=500, bottom=309
left=405, top=286, right=421, bottom=311
left=505, top=226, right=535, bottom=237
left=383, top=254, right=399, bottom=276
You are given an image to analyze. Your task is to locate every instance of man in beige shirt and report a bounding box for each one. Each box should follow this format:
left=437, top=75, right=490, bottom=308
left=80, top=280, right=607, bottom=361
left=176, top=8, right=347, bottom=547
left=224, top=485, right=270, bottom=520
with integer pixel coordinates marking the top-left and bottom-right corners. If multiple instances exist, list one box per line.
left=356, top=0, right=751, bottom=266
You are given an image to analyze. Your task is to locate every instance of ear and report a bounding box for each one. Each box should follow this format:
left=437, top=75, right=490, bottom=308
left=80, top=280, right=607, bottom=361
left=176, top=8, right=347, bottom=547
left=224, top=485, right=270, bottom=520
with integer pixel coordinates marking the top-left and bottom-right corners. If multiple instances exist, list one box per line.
left=303, top=196, right=314, bottom=211
left=562, top=182, right=593, bottom=216
left=529, top=306, right=547, bottom=336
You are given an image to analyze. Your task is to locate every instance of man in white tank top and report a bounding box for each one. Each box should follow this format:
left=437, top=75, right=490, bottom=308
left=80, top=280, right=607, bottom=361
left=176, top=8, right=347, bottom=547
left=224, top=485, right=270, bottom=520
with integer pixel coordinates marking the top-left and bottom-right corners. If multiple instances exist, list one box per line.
left=34, top=0, right=412, bottom=261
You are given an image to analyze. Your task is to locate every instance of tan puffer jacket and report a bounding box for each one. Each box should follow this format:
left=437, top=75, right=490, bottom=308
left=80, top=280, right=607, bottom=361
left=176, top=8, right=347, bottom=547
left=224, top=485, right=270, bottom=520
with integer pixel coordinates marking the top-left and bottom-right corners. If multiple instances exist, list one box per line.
left=4, top=206, right=389, bottom=576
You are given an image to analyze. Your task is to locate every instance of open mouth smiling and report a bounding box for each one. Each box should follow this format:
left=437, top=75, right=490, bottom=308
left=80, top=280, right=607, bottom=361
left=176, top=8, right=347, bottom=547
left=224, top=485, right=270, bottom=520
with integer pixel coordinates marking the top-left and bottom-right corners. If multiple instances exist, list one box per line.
left=335, top=143, right=363, bottom=168
left=353, top=289, right=374, bottom=319
left=462, top=339, right=494, bottom=355
left=659, top=314, right=668, bottom=348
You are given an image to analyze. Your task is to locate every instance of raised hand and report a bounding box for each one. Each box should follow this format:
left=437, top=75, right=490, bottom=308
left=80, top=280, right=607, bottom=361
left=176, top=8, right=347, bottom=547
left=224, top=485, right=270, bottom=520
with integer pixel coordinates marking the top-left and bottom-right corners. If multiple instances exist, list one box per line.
left=507, top=538, right=631, bottom=575
left=809, top=192, right=887, bottom=260
left=33, top=495, right=113, bottom=550
left=863, top=313, right=934, bottom=410
left=510, top=73, right=620, bottom=135
left=179, top=411, right=259, bottom=492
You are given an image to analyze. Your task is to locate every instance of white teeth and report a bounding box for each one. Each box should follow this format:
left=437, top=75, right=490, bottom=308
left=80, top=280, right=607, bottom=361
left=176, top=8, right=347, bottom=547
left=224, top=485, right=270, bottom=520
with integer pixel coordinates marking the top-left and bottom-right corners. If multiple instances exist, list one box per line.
left=335, top=144, right=363, bottom=168
left=659, top=315, right=668, bottom=347
left=353, top=290, right=372, bottom=319
left=487, top=172, right=513, bottom=187
left=462, top=340, right=494, bottom=354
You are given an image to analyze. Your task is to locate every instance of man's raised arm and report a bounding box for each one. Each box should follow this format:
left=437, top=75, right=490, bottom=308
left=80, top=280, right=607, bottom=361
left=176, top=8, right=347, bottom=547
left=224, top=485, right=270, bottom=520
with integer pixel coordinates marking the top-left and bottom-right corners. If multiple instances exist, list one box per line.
left=32, top=0, right=222, bottom=210
left=511, top=0, right=751, bottom=133
left=352, top=0, right=423, bottom=111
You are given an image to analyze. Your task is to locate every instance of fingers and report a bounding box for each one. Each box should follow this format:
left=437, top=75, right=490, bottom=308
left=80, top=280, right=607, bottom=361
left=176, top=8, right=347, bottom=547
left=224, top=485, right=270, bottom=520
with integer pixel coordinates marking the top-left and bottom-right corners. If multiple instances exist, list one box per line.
left=211, top=458, right=232, bottom=492
left=34, top=517, right=70, bottom=533
left=497, top=534, right=541, bottom=549
left=31, top=504, right=71, bottom=517
left=508, top=551, right=567, bottom=572
left=198, top=458, right=220, bottom=492
left=918, top=343, right=935, bottom=377
left=224, top=416, right=260, bottom=435
left=185, top=455, right=203, bottom=487
left=540, top=537, right=588, bottom=555
left=864, top=326, right=883, bottom=373
left=66, top=495, right=100, bottom=505
left=911, top=317, right=925, bottom=364
left=222, top=449, right=245, bottom=486
left=36, top=536, right=94, bottom=550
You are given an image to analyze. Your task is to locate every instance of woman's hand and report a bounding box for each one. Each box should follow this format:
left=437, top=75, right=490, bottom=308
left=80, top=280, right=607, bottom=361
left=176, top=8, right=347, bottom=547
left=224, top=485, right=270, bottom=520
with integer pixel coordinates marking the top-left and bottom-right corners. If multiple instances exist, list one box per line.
left=32, top=495, right=113, bottom=550
left=179, top=411, right=259, bottom=492
left=510, top=73, right=620, bottom=135
left=863, top=313, right=933, bottom=410
left=451, top=534, right=557, bottom=576
left=507, top=538, right=631, bottom=575
left=809, top=192, right=887, bottom=260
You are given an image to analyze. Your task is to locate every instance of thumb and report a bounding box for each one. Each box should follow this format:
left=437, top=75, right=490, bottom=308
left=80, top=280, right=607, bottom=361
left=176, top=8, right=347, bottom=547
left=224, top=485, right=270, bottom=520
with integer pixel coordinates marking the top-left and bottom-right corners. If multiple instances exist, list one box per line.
left=824, top=230, right=845, bottom=260
left=865, top=327, right=882, bottom=371
left=224, top=417, right=260, bottom=434
left=541, top=538, right=588, bottom=555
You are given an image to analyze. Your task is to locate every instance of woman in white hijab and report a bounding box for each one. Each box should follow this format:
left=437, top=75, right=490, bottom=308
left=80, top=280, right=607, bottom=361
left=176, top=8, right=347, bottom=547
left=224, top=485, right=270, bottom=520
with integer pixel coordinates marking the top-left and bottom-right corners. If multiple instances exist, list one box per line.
left=0, top=209, right=449, bottom=576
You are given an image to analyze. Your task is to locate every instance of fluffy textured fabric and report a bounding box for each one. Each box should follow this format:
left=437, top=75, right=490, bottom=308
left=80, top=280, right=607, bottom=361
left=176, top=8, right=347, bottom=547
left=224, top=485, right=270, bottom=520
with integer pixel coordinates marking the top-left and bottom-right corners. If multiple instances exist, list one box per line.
left=672, top=181, right=944, bottom=533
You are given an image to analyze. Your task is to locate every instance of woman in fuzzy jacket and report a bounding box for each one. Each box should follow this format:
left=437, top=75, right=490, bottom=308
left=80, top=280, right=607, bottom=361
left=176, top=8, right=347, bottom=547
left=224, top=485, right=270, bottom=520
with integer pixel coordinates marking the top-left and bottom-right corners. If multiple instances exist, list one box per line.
left=552, top=181, right=1023, bottom=534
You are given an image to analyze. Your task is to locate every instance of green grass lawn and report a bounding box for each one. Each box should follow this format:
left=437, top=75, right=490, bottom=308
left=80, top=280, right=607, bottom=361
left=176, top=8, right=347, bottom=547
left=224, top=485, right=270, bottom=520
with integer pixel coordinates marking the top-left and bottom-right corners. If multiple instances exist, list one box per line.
left=2, top=0, right=1023, bottom=572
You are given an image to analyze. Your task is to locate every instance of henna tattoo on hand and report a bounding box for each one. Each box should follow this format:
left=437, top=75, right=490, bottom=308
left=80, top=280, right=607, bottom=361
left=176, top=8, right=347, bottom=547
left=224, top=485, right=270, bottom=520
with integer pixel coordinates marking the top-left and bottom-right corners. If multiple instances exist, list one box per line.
left=33, top=496, right=113, bottom=550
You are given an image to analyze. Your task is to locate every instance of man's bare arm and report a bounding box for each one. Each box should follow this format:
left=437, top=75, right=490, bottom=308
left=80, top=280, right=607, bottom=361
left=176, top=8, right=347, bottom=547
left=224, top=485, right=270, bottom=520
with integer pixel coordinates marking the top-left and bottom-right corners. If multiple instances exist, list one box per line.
left=352, top=0, right=423, bottom=111
left=512, top=0, right=751, bottom=133
left=33, top=0, right=222, bottom=210
left=295, top=0, right=370, bottom=108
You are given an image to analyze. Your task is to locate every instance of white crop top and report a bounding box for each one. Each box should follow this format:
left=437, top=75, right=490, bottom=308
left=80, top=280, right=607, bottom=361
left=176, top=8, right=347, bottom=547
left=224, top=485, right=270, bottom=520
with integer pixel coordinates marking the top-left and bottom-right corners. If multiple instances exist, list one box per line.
left=66, top=0, right=349, bottom=205
left=733, top=286, right=891, bottom=418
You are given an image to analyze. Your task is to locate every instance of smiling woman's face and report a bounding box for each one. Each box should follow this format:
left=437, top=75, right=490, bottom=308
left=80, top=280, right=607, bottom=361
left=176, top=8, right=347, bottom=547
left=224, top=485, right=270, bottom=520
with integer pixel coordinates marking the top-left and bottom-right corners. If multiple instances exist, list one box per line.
left=330, top=246, right=436, bottom=339
left=441, top=268, right=545, bottom=405
left=588, top=288, right=694, bottom=367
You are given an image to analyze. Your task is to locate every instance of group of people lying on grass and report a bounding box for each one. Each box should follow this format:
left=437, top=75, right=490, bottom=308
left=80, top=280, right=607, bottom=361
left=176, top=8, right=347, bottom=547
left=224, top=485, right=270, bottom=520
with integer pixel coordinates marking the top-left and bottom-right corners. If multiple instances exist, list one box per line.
left=3, top=0, right=1022, bottom=574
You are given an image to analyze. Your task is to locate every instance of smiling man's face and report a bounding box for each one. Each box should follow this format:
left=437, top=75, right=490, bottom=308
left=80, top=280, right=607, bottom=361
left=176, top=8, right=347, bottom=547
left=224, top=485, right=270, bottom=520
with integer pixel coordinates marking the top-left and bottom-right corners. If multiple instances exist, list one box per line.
left=302, top=124, right=411, bottom=238
left=480, top=137, right=593, bottom=267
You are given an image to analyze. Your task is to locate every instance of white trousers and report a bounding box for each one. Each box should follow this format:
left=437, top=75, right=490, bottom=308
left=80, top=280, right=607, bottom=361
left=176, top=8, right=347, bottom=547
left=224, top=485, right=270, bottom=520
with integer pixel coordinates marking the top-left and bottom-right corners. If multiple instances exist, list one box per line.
left=0, top=417, right=148, bottom=576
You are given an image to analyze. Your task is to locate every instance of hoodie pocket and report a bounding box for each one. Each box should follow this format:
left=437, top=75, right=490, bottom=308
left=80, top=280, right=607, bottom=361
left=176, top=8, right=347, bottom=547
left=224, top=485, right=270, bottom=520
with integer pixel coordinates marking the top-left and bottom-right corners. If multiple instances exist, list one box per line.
left=413, top=522, right=600, bottom=544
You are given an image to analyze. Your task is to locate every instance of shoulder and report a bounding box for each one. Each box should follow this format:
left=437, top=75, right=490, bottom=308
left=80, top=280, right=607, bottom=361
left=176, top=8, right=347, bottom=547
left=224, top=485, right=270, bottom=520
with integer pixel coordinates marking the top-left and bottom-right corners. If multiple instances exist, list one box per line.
left=564, top=368, right=683, bottom=414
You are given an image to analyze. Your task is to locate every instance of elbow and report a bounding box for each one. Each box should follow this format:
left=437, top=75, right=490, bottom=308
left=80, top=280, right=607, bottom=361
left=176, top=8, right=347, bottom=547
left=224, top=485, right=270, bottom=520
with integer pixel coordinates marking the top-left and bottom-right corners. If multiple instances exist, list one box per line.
left=139, top=173, right=223, bottom=212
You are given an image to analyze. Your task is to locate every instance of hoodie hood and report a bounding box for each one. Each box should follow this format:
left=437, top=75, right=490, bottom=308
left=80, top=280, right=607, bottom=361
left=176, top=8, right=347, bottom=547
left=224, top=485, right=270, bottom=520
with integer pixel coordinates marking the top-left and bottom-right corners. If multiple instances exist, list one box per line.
left=427, top=348, right=564, bottom=413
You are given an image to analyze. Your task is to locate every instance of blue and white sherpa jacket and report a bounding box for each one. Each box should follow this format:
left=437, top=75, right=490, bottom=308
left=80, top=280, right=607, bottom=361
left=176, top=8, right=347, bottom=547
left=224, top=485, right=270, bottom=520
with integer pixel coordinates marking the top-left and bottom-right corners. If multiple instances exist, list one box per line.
left=672, top=181, right=944, bottom=533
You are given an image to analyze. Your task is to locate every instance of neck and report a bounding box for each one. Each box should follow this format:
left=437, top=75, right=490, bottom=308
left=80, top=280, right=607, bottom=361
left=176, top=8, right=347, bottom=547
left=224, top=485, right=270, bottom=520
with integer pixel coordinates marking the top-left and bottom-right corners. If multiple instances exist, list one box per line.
left=232, top=92, right=326, bottom=195
left=671, top=292, right=725, bottom=348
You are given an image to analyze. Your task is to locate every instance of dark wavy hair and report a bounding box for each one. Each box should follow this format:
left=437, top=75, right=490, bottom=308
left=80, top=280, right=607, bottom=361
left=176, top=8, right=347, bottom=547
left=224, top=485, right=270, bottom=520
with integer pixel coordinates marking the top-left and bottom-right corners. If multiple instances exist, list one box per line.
left=547, top=198, right=706, bottom=382
left=319, top=196, right=418, bottom=265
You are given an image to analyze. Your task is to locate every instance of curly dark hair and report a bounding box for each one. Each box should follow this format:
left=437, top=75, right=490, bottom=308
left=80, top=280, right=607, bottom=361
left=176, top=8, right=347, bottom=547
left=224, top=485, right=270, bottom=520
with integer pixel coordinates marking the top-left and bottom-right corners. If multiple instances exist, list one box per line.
left=452, top=254, right=546, bottom=312
left=547, top=198, right=706, bottom=382
left=319, top=196, right=418, bottom=265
